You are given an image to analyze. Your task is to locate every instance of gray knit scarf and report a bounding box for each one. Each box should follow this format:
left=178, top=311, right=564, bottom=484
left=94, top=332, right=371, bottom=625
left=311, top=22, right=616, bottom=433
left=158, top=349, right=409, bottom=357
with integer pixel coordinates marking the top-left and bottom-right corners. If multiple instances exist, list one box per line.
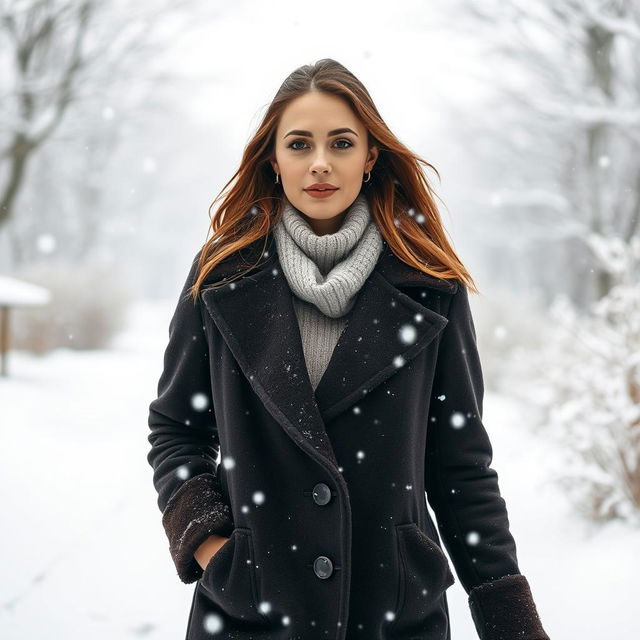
left=272, top=192, right=384, bottom=318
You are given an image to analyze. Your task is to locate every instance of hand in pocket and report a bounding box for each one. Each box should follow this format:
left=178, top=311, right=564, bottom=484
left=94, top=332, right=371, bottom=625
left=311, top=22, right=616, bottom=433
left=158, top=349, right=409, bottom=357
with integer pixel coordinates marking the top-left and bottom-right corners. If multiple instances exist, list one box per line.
left=194, top=534, right=231, bottom=571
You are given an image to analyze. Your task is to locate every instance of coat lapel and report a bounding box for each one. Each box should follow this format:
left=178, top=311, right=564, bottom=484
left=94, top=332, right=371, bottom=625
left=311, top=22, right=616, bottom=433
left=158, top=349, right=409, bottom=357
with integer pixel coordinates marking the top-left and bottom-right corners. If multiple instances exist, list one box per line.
left=200, top=231, right=457, bottom=473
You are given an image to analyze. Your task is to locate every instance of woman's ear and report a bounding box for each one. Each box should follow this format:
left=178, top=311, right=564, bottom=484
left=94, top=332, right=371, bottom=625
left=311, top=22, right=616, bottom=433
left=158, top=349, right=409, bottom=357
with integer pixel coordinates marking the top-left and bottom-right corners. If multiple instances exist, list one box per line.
left=366, top=144, right=379, bottom=172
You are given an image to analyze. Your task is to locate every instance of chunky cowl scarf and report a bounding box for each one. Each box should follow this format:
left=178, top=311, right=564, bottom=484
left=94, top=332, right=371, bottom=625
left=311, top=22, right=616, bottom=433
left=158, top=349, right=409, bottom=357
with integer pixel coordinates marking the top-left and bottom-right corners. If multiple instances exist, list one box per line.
left=272, top=192, right=384, bottom=390
left=272, top=192, right=383, bottom=318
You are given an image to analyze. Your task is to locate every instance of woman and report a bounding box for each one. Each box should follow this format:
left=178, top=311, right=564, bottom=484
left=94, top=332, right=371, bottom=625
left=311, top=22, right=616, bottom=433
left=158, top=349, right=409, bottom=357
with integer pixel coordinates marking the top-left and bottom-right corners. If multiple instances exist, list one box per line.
left=147, top=59, right=550, bottom=640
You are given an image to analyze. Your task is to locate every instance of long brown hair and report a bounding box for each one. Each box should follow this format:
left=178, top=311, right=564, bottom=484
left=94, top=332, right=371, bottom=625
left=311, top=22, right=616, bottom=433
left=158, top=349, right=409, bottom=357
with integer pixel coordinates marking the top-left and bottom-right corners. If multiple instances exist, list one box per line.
left=189, top=58, right=478, bottom=303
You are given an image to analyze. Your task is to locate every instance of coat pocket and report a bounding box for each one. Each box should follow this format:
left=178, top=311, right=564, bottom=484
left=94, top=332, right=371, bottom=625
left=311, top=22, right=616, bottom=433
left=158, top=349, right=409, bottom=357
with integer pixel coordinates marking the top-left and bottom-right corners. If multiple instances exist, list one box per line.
left=386, top=522, right=455, bottom=637
left=198, top=527, right=270, bottom=627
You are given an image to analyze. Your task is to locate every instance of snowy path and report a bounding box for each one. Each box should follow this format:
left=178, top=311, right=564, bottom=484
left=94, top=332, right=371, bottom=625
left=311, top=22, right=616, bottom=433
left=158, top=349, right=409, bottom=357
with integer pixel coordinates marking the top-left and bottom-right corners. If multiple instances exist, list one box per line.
left=0, top=299, right=635, bottom=639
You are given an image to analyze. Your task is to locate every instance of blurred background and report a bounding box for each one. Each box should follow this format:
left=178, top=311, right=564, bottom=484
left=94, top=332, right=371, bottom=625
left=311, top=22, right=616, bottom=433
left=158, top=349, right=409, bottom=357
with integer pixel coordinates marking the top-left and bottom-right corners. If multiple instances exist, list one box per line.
left=0, top=0, right=638, bottom=638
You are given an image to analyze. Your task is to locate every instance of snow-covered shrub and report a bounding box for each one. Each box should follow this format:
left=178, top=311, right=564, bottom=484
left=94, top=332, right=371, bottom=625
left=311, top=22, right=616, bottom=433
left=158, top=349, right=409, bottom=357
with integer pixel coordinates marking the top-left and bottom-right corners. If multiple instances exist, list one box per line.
left=506, top=284, right=640, bottom=525
left=10, top=258, right=132, bottom=353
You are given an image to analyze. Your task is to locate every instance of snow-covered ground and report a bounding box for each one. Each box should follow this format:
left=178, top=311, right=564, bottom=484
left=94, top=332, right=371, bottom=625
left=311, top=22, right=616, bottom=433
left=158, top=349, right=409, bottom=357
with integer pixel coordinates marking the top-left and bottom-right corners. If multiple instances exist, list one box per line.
left=0, top=299, right=636, bottom=639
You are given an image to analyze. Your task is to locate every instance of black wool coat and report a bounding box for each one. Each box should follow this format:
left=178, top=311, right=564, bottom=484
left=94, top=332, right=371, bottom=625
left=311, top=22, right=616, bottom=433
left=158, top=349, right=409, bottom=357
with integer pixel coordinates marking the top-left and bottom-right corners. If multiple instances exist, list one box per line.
left=147, top=231, right=550, bottom=640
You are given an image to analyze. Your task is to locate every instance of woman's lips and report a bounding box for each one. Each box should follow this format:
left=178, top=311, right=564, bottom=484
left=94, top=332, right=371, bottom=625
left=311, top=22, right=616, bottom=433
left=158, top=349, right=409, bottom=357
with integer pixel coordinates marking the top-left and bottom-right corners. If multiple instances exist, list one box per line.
left=305, top=188, right=339, bottom=199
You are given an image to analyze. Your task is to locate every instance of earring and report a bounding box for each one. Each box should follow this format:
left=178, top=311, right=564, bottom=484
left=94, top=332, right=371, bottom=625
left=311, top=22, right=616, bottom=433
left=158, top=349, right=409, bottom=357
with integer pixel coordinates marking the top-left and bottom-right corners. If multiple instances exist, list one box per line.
left=275, top=172, right=280, bottom=184
left=363, top=171, right=371, bottom=183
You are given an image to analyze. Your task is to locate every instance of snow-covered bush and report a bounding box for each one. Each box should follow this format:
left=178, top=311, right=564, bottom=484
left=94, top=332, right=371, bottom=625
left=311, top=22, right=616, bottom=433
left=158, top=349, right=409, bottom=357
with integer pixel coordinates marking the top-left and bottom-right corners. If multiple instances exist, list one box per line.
left=506, top=283, right=640, bottom=525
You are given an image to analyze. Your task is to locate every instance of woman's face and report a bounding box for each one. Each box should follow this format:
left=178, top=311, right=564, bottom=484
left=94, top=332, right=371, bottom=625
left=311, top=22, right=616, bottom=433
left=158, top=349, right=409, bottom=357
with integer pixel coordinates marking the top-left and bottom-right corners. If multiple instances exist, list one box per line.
left=271, top=91, right=378, bottom=235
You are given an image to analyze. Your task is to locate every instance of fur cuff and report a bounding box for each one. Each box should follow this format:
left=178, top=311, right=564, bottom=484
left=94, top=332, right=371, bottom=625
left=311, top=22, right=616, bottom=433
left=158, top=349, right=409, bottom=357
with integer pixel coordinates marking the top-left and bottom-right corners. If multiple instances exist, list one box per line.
left=161, top=473, right=235, bottom=584
left=468, top=574, right=550, bottom=640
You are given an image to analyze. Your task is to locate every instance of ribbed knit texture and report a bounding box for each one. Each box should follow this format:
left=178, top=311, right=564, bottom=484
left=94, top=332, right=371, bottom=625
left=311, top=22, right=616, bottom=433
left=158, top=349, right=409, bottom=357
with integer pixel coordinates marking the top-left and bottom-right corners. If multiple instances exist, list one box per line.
left=272, top=192, right=384, bottom=390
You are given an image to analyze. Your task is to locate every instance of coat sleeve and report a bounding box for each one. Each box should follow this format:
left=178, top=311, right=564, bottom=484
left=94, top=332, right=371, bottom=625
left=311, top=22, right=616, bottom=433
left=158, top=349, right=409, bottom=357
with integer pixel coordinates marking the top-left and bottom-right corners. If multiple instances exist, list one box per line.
left=425, top=284, right=550, bottom=640
left=147, top=248, right=235, bottom=584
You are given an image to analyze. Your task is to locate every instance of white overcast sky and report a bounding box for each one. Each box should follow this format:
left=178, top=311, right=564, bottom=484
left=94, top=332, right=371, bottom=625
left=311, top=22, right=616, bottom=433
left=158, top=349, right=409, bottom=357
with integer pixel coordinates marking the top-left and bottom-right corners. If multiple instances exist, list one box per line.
left=153, top=0, right=493, bottom=164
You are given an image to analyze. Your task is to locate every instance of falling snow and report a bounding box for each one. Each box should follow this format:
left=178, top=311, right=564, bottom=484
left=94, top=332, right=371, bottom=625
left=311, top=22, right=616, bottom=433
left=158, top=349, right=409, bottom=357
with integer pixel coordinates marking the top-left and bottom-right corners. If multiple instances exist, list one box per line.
left=398, top=323, right=418, bottom=345
left=450, top=411, right=467, bottom=429
left=176, top=464, right=190, bottom=480
left=191, top=392, right=209, bottom=411
left=466, top=531, right=481, bottom=546
left=393, top=355, right=406, bottom=368
left=203, top=612, right=223, bottom=633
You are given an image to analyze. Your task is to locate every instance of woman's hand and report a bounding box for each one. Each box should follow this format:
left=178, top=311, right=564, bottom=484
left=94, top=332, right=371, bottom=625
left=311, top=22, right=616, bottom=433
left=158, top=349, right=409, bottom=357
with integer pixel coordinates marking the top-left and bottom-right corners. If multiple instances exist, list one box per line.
left=194, top=534, right=230, bottom=571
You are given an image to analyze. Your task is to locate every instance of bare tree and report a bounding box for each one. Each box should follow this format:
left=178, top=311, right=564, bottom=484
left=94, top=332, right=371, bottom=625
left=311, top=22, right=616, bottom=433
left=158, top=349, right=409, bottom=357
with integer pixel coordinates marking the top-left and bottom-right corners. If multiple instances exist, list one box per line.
left=0, top=1, right=94, bottom=230
left=435, top=0, right=639, bottom=303
left=441, top=1, right=640, bottom=525
left=0, top=0, right=215, bottom=265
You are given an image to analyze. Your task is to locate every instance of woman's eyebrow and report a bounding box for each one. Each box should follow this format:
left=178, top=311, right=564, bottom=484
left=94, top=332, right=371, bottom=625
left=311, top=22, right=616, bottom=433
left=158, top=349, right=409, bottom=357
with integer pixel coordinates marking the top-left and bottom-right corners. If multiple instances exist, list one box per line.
left=283, top=127, right=358, bottom=138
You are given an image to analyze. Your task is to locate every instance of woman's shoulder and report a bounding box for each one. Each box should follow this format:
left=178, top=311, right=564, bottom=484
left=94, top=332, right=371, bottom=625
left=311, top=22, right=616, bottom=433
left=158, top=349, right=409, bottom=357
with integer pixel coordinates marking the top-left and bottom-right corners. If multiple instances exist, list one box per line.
left=194, top=233, right=277, bottom=287
left=376, top=242, right=460, bottom=295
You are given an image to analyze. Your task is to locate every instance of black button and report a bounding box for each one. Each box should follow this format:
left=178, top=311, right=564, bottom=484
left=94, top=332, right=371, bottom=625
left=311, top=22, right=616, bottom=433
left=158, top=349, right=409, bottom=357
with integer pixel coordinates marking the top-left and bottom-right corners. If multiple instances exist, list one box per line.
left=313, top=555, right=334, bottom=579
left=312, top=482, right=332, bottom=506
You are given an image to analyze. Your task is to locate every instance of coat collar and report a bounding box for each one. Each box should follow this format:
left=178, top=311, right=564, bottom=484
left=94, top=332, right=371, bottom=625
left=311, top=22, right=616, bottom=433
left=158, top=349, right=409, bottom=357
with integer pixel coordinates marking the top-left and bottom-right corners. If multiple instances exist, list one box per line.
left=200, top=230, right=458, bottom=472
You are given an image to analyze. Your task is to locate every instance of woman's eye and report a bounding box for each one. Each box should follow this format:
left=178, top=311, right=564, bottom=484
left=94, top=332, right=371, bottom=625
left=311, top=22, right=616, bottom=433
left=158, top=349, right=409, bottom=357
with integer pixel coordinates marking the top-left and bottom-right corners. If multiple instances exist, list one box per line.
left=287, top=139, right=353, bottom=151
